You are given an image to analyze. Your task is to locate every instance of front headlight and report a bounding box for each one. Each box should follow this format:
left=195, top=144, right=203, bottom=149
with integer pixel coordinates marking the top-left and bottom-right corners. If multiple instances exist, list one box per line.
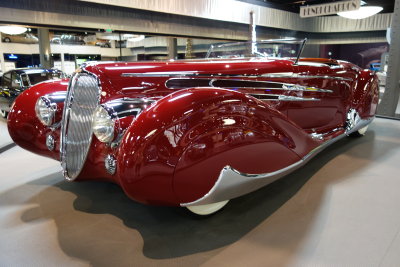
left=92, top=105, right=115, bottom=143
left=35, top=96, right=56, bottom=126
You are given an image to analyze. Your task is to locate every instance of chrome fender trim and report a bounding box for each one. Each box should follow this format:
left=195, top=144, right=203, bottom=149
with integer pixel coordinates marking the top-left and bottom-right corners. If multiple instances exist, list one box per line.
left=181, top=115, right=373, bottom=207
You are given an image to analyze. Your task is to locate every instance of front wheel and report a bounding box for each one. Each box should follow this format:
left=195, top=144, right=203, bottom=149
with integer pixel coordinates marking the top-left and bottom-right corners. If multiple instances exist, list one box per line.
left=350, top=125, right=368, bottom=137
left=186, top=200, right=229, bottom=216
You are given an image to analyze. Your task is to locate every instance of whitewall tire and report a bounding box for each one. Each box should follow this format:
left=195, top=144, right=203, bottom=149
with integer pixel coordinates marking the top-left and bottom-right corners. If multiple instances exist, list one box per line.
left=357, top=125, right=368, bottom=135
left=350, top=125, right=368, bottom=137
left=186, top=200, right=229, bottom=216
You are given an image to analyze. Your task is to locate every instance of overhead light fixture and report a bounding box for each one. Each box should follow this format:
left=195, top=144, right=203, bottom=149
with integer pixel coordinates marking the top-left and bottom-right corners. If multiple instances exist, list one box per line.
left=126, top=35, right=145, bottom=42
left=338, top=1, right=383, bottom=20
left=96, top=32, right=144, bottom=41
left=0, top=25, right=27, bottom=35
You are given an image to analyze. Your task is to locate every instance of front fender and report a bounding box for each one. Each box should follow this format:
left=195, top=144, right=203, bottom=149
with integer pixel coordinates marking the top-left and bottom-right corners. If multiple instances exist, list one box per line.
left=7, top=80, right=68, bottom=159
left=116, top=88, right=313, bottom=206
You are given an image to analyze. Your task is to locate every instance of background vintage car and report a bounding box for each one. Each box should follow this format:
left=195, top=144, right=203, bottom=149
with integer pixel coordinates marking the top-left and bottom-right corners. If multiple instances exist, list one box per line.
left=1, top=33, right=38, bottom=44
left=7, top=40, right=379, bottom=215
left=0, top=68, right=64, bottom=118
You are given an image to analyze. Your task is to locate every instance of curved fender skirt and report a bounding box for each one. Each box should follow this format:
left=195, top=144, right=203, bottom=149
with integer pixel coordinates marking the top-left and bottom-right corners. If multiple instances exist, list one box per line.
left=181, top=116, right=374, bottom=207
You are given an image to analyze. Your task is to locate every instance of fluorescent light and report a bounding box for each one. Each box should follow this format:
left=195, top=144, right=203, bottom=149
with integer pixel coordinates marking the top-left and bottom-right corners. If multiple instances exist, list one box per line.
left=0, top=26, right=27, bottom=35
left=338, top=6, right=383, bottom=19
left=126, top=35, right=145, bottom=42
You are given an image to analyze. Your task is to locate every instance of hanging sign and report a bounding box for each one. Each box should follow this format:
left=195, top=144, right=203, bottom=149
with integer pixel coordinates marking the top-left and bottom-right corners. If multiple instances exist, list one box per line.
left=300, top=0, right=360, bottom=18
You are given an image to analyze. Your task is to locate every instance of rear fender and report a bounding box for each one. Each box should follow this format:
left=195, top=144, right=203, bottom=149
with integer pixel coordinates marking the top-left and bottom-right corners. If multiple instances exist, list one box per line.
left=352, top=69, right=379, bottom=118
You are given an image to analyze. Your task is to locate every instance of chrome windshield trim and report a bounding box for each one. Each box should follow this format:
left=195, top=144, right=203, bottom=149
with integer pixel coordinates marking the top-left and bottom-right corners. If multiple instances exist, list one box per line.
left=181, top=115, right=373, bottom=207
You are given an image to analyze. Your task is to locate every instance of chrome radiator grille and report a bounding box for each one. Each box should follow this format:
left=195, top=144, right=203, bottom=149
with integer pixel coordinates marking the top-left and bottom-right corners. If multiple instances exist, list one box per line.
left=61, top=73, right=100, bottom=180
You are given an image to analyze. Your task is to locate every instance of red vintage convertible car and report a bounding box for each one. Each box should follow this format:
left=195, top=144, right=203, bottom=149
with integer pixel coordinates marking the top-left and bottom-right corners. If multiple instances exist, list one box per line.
left=7, top=40, right=379, bottom=215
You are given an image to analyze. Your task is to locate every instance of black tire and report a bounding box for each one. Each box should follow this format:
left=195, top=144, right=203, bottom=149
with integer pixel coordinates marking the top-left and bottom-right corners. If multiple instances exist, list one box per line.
left=3, top=37, right=11, bottom=43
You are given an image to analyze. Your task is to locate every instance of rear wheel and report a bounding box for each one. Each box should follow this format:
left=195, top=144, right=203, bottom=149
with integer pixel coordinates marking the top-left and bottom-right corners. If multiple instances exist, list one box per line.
left=350, top=125, right=368, bottom=137
left=3, top=37, right=11, bottom=43
left=186, top=200, right=229, bottom=216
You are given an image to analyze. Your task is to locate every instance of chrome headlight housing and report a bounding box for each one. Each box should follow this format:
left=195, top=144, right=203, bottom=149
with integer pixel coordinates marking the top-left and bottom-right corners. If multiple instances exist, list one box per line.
left=92, top=105, right=115, bottom=143
left=35, top=96, right=56, bottom=126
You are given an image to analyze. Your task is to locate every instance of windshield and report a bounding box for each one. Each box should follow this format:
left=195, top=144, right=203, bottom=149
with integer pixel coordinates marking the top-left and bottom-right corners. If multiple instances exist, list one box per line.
left=27, top=71, right=63, bottom=85
left=206, top=39, right=306, bottom=61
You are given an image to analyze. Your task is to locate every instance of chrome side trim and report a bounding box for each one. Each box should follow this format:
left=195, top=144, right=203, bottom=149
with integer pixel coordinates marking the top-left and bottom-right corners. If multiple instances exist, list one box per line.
left=261, top=73, right=353, bottom=81
left=310, top=127, right=342, bottom=140
left=165, top=78, right=333, bottom=93
left=236, top=87, right=331, bottom=92
left=122, top=82, right=155, bottom=91
left=102, top=97, right=157, bottom=119
left=123, top=73, right=261, bottom=78
left=181, top=114, right=373, bottom=207
left=249, top=94, right=320, bottom=101
left=122, top=72, right=199, bottom=77
left=123, top=72, right=352, bottom=82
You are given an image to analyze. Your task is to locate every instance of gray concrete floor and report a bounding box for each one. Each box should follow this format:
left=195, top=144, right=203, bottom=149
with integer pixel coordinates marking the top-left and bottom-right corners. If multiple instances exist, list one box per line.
left=1, top=117, right=400, bottom=267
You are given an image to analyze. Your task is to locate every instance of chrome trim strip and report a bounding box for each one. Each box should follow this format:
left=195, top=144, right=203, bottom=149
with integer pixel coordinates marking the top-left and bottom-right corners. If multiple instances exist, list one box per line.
left=261, top=73, right=353, bottom=81
left=122, top=72, right=199, bottom=77
left=249, top=94, right=320, bottom=101
left=121, top=82, right=155, bottom=91
left=122, top=73, right=260, bottom=78
left=122, top=86, right=147, bottom=90
left=102, top=97, right=156, bottom=119
left=310, top=127, right=342, bottom=140
left=165, top=78, right=333, bottom=93
left=231, top=86, right=331, bottom=93
left=123, top=72, right=351, bottom=81
left=181, top=115, right=373, bottom=207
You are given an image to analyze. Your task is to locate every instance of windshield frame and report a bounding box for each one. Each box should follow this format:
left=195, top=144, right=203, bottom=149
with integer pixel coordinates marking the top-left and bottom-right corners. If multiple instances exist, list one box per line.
left=206, top=38, right=307, bottom=64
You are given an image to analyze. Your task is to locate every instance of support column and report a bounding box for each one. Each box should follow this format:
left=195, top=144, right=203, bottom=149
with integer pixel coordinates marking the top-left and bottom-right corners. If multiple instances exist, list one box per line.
left=378, top=0, right=400, bottom=116
left=185, top=38, right=194, bottom=59
left=60, top=52, right=65, bottom=73
left=0, top=52, right=5, bottom=73
left=38, top=28, right=51, bottom=69
left=167, top=38, right=177, bottom=60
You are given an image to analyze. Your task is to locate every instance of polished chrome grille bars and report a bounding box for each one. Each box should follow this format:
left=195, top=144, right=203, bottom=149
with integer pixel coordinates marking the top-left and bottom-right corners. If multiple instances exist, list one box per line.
left=61, top=73, right=100, bottom=181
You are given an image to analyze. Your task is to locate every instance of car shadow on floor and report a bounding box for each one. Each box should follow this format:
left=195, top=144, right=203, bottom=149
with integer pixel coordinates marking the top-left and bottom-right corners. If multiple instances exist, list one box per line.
left=26, top=133, right=379, bottom=258
left=4, top=124, right=397, bottom=265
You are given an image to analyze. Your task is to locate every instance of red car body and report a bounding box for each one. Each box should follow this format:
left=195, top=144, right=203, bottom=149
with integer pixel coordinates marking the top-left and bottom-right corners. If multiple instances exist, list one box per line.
left=7, top=41, right=379, bottom=214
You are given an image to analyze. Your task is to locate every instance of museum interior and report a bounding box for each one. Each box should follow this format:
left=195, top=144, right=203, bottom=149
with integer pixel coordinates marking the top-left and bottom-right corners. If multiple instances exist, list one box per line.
left=1, top=0, right=400, bottom=266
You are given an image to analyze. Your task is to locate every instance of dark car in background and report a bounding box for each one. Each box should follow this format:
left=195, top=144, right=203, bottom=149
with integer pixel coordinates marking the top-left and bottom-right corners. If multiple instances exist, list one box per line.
left=0, top=68, right=64, bottom=118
